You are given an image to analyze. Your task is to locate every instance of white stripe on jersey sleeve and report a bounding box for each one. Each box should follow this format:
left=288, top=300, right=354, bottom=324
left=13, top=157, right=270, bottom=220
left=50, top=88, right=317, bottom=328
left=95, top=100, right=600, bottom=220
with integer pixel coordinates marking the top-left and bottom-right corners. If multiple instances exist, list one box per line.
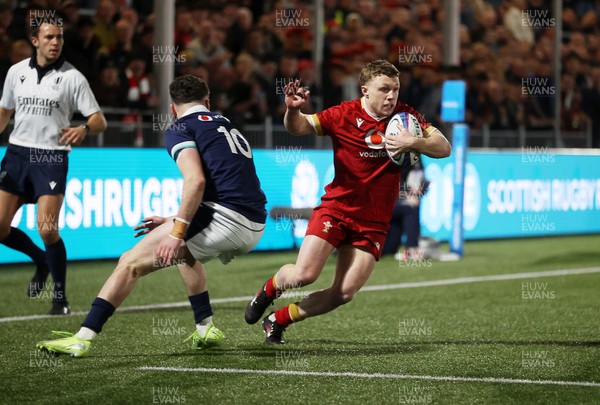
left=170, top=141, right=196, bottom=160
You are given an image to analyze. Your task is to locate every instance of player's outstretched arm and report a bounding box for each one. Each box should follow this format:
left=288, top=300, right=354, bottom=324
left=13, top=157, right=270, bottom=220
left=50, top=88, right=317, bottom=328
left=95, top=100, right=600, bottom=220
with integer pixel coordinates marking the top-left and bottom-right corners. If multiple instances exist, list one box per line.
left=173, top=148, right=205, bottom=222
left=283, top=79, right=316, bottom=136
left=155, top=148, right=205, bottom=264
left=0, top=107, right=15, bottom=133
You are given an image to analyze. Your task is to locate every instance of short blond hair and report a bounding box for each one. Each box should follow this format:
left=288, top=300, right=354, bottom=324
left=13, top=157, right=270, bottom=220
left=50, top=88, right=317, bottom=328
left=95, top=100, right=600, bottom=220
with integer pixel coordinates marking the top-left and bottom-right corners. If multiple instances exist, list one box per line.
left=359, top=60, right=399, bottom=86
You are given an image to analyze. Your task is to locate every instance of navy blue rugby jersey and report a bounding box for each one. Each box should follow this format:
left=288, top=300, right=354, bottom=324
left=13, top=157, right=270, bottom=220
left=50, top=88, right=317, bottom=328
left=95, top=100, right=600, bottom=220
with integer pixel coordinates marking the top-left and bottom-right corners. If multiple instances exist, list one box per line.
left=164, top=105, right=267, bottom=224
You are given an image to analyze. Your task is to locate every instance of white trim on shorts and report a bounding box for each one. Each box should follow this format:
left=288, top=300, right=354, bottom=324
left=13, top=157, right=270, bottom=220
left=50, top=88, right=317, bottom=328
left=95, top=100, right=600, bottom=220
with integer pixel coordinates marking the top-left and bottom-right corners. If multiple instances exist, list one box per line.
left=186, top=202, right=265, bottom=264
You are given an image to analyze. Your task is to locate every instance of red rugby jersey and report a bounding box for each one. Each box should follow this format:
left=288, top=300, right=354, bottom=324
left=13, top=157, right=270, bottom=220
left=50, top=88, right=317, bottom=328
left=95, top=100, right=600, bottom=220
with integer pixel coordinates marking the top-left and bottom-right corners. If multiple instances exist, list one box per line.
left=309, top=97, right=431, bottom=225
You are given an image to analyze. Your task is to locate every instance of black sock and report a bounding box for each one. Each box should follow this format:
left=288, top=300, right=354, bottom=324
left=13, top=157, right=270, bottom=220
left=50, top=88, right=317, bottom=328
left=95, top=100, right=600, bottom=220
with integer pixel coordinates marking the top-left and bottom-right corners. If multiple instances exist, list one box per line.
left=188, top=291, right=213, bottom=324
left=81, top=297, right=116, bottom=333
left=45, top=239, right=67, bottom=303
left=1, top=227, right=46, bottom=266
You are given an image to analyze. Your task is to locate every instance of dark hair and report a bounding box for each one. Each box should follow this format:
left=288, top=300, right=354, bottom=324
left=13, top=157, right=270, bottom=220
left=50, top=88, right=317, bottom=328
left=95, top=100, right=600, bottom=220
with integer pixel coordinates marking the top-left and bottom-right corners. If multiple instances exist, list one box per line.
left=30, top=18, right=63, bottom=38
left=169, top=75, right=210, bottom=105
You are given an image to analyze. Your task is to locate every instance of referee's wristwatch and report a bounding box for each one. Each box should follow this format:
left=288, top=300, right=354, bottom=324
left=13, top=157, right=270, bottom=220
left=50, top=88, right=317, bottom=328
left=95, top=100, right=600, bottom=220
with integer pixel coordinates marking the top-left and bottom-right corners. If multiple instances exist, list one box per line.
left=82, top=124, right=90, bottom=136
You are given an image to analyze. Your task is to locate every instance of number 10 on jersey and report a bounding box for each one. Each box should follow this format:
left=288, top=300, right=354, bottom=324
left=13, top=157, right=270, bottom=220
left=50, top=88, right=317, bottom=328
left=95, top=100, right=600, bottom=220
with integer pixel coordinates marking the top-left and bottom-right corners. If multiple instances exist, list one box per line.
left=217, top=126, right=253, bottom=158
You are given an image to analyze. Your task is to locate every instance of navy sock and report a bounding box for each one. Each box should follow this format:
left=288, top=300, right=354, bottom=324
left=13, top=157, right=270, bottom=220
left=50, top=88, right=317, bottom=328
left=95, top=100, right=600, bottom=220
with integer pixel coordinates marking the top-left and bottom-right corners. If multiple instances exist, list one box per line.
left=81, top=297, right=116, bottom=333
left=1, top=227, right=46, bottom=266
left=45, top=239, right=67, bottom=303
left=188, top=291, right=213, bottom=324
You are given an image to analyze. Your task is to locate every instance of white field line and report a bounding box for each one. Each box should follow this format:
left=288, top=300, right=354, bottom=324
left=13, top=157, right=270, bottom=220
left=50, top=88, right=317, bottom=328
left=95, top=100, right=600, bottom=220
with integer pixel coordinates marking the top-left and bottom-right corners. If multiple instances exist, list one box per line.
left=2, top=266, right=599, bottom=324
left=137, top=366, right=600, bottom=388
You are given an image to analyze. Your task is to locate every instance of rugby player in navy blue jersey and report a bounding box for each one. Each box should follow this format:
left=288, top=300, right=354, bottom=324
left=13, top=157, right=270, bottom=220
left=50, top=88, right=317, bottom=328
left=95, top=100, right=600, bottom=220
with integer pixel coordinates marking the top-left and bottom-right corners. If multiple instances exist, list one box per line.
left=36, top=75, right=267, bottom=356
left=0, top=21, right=107, bottom=315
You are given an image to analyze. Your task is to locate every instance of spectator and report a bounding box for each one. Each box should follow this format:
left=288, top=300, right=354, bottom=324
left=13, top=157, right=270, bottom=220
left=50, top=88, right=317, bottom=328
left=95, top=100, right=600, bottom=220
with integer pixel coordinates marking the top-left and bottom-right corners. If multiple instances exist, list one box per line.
left=0, top=39, right=33, bottom=95
left=561, top=73, right=587, bottom=131
left=582, top=66, right=600, bottom=147
left=282, top=27, right=313, bottom=60
left=417, top=67, right=444, bottom=128
left=0, top=3, right=13, bottom=57
left=135, top=24, right=155, bottom=75
left=60, top=0, right=81, bottom=31
left=242, top=29, right=268, bottom=61
left=483, top=79, right=522, bottom=129
left=98, top=18, right=135, bottom=71
left=63, top=16, right=101, bottom=79
left=94, top=0, right=117, bottom=48
left=562, top=7, right=579, bottom=34
left=120, top=54, right=158, bottom=111
left=274, top=52, right=300, bottom=120
left=91, top=64, right=127, bottom=144
left=92, top=64, right=127, bottom=109
left=119, top=54, right=159, bottom=146
left=174, top=7, right=194, bottom=50
left=503, top=0, right=534, bottom=45
left=226, top=6, right=253, bottom=57
left=224, top=53, right=267, bottom=128
left=296, top=59, right=319, bottom=114
left=256, top=12, right=284, bottom=58
left=185, top=19, right=232, bottom=77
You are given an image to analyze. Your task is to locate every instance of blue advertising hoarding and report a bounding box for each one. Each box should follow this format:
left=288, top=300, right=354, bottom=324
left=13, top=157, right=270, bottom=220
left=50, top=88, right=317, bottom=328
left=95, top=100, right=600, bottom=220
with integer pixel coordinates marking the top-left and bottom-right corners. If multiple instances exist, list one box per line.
left=420, top=150, right=600, bottom=240
left=441, top=80, right=466, bottom=123
left=0, top=147, right=334, bottom=263
left=0, top=147, right=599, bottom=263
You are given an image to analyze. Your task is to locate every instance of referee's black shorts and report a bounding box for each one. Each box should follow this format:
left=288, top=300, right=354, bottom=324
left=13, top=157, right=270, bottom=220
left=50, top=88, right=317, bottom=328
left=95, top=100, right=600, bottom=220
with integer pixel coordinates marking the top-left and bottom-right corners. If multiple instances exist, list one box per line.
left=0, top=144, right=69, bottom=203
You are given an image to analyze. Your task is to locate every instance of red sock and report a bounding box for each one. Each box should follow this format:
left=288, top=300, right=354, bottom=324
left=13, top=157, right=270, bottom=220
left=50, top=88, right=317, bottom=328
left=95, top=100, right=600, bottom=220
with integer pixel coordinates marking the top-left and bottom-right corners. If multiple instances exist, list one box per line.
left=274, top=303, right=304, bottom=328
left=274, top=306, right=293, bottom=327
left=264, top=276, right=284, bottom=299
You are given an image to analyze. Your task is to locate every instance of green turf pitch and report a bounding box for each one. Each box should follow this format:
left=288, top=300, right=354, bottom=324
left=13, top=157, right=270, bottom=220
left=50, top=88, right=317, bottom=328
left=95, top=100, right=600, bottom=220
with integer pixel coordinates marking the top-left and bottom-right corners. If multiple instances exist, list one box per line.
left=1, top=235, right=599, bottom=404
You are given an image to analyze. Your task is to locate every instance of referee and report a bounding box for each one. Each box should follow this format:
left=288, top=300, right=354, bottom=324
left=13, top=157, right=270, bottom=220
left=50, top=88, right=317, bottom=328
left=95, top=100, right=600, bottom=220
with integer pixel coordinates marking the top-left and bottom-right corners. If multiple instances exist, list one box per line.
left=0, top=19, right=107, bottom=315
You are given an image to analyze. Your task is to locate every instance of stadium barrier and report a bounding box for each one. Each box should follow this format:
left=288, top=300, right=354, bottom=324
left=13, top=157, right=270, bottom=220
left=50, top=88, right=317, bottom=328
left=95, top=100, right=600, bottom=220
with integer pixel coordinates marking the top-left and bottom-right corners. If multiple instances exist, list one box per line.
left=1, top=147, right=599, bottom=263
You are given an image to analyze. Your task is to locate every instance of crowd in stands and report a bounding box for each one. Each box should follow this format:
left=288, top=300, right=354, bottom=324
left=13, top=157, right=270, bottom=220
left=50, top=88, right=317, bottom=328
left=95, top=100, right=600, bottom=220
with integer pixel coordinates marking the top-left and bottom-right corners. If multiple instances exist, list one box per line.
left=0, top=0, right=599, bottom=147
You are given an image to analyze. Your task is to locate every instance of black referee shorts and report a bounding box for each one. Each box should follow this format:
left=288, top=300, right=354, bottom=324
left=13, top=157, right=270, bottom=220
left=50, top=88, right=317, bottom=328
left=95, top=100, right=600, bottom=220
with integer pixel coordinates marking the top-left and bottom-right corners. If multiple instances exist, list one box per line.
left=0, top=144, right=69, bottom=203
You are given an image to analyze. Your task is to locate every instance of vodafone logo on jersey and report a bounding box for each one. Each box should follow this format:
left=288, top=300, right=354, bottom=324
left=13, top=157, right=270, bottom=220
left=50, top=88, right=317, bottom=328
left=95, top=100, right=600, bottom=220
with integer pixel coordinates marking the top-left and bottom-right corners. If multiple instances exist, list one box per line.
left=364, top=129, right=386, bottom=150
left=198, top=115, right=213, bottom=121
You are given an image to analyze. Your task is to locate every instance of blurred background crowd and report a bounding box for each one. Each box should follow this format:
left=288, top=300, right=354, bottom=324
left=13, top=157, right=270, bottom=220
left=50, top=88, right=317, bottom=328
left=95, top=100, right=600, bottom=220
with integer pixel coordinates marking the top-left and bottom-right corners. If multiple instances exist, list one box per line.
left=0, top=0, right=599, bottom=147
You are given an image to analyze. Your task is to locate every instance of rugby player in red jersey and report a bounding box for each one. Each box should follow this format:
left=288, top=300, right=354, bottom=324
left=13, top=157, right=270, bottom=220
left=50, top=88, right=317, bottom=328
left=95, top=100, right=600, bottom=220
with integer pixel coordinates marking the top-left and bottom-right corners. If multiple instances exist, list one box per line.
left=245, top=59, right=451, bottom=344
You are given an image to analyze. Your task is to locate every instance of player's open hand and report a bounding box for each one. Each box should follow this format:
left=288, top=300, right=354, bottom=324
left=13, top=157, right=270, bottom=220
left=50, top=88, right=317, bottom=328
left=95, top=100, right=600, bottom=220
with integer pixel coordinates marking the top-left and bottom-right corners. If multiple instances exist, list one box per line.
left=385, top=123, right=415, bottom=156
left=134, top=216, right=166, bottom=238
left=284, top=79, right=310, bottom=110
left=60, top=126, right=86, bottom=146
left=156, top=235, right=184, bottom=267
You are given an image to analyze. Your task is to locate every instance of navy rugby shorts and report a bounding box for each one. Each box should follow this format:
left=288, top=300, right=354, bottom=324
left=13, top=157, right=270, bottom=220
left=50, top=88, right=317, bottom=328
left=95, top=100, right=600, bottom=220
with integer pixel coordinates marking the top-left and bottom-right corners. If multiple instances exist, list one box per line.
left=0, top=144, right=69, bottom=203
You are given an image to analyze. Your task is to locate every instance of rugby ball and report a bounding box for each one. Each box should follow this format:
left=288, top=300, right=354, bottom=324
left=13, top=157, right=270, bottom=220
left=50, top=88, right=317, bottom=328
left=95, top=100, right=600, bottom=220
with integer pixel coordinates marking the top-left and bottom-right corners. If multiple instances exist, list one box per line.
left=385, top=112, right=422, bottom=167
